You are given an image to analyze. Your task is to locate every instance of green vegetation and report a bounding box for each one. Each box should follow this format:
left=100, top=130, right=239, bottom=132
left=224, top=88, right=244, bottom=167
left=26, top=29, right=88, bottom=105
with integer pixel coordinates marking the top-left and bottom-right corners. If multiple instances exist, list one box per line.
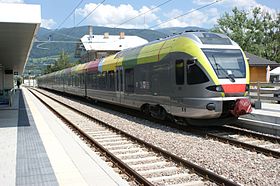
left=30, top=26, right=167, bottom=59
left=212, top=7, right=280, bottom=63
left=43, top=51, right=79, bottom=74
left=42, top=51, right=79, bottom=74
left=25, top=26, right=168, bottom=76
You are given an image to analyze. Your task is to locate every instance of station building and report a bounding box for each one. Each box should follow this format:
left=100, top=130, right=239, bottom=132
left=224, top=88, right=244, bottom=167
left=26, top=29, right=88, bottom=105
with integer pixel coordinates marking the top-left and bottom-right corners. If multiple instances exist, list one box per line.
left=75, top=26, right=148, bottom=63
left=245, top=52, right=279, bottom=83
left=0, top=3, right=40, bottom=105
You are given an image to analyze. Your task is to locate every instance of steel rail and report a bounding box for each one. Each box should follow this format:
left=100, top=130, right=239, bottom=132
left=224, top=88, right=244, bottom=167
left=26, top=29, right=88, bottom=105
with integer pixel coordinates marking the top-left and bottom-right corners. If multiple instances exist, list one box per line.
left=28, top=88, right=153, bottom=186
left=31, top=88, right=239, bottom=186
left=206, top=132, right=280, bottom=158
left=169, top=124, right=280, bottom=159
left=34, top=87, right=280, bottom=159
left=220, top=126, right=280, bottom=143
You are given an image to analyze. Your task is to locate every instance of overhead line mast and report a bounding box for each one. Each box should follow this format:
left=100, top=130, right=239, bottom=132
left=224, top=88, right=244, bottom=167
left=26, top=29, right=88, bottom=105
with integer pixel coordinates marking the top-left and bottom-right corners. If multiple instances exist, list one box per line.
left=65, top=0, right=106, bottom=38
left=56, top=0, right=84, bottom=30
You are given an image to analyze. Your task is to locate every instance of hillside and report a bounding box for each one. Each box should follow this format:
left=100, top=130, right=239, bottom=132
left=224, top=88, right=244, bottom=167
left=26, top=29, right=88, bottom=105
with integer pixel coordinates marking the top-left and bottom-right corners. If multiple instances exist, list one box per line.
left=26, top=26, right=207, bottom=76
left=30, top=26, right=167, bottom=58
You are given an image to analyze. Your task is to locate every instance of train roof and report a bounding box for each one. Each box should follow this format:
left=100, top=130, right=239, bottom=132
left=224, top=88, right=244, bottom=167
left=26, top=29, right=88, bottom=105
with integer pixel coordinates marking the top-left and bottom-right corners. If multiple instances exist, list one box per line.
left=182, top=32, right=234, bottom=46
left=38, top=31, right=239, bottom=79
left=118, top=31, right=236, bottom=55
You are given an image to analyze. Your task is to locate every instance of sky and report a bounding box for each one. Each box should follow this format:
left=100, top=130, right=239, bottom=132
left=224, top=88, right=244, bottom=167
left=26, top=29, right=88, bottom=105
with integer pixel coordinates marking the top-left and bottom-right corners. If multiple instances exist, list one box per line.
left=0, top=0, right=279, bottom=30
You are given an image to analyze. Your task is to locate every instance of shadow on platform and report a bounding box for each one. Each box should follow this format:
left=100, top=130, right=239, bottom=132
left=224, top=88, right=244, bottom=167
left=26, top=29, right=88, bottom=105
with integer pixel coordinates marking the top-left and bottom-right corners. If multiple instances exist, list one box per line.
left=0, top=89, right=30, bottom=128
left=18, top=89, right=30, bottom=127
left=16, top=89, right=58, bottom=185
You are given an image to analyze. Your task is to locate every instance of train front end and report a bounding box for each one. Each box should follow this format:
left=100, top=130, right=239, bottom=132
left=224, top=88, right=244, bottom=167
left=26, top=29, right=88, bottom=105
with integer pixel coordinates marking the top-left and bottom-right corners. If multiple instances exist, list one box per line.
left=172, top=32, right=252, bottom=125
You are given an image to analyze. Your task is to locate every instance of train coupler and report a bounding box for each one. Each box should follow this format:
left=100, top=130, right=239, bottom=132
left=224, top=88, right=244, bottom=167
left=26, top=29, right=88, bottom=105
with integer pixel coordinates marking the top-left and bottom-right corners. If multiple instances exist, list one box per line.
left=230, top=98, right=252, bottom=117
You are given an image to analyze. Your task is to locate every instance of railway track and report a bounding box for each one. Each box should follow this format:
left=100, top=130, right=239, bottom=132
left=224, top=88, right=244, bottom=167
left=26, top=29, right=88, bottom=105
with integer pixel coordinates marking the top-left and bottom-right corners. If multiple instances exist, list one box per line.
left=203, top=126, right=280, bottom=158
left=28, top=88, right=239, bottom=186
left=164, top=121, right=280, bottom=159
left=34, top=88, right=280, bottom=159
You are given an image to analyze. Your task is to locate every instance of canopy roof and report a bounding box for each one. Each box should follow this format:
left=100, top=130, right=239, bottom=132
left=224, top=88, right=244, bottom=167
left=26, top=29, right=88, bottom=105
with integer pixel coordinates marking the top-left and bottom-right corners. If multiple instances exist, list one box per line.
left=0, top=3, right=41, bottom=75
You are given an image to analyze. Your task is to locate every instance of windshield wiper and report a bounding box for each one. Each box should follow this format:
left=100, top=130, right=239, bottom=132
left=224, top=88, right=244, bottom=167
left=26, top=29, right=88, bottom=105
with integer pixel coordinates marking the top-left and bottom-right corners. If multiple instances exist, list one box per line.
left=211, top=55, right=235, bottom=82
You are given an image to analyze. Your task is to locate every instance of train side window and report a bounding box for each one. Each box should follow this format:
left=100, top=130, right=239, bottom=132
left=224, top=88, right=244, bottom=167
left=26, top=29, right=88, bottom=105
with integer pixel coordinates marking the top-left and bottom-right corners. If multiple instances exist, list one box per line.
left=92, top=73, right=97, bottom=88
left=125, top=68, right=134, bottom=93
left=86, top=73, right=90, bottom=88
left=81, top=74, right=85, bottom=87
left=77, top=75, right=80, bottom=87
left=187, top=62, right=209, bottom=85
left=120, top=69, right=123, bottom=91
left=71, top=76, right=73, bottom=86
left=116, top=70, right=119, bottom=90
left=175, top=59, right=184, bottom=85
left=97, top=73, right=101, bottom=90
left=108, top=71, right=115, bottom=91
left=79, top=74, right=81, bottom=87
left=102, top=72, right=107, bottom=90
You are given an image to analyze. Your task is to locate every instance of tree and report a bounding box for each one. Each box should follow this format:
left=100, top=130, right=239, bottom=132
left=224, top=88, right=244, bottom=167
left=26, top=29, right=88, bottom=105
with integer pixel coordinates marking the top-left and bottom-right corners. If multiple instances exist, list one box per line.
left=42, top=51, right=80, bottom=74
left=212, top=7, right=280, bottom=63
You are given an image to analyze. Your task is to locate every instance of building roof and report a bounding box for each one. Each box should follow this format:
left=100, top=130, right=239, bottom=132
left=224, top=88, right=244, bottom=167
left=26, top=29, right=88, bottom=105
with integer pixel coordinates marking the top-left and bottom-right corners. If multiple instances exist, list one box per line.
left=0, top=3, right=41, bottom=75
left=270, top=67, right=280, bottom=75
left=245, top=51, right=279, bottom=67
left=80, top=34, right=148, bottom=51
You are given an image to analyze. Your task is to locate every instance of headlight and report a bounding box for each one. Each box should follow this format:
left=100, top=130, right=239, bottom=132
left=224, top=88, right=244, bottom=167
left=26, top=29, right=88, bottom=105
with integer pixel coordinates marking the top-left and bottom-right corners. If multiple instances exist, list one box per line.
left=206, top=85, right=224, bottom=92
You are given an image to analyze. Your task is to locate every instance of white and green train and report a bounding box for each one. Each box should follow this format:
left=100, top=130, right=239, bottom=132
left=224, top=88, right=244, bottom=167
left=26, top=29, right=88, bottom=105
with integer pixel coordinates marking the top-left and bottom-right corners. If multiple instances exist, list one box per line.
left=37, top=31, right=252, bottom=126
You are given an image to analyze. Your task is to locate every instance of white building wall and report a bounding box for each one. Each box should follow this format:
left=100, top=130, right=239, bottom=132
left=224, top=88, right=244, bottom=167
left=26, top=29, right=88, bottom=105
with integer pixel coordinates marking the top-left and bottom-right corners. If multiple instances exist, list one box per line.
left=4, top=74, right=13, bottom=90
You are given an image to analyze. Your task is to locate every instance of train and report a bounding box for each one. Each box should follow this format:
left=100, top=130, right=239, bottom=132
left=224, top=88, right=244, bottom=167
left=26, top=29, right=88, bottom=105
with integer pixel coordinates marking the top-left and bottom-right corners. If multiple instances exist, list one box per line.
left=37, top=31, right=252, bottom=126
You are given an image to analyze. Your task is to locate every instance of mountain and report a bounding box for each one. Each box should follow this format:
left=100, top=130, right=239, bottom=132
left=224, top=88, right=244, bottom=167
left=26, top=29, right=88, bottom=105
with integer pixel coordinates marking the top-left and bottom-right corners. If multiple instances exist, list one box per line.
left=26, top=25, right=209, bottom=76
left=25, top=26, right=168, bottom=76
left=30, top=26, right=167, bottom=58
left=156, top=26, right=208, bottom=35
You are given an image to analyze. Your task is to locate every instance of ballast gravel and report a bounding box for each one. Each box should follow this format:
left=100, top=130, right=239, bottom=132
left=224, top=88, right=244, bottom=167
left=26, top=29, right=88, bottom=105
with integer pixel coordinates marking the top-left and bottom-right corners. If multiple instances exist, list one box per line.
left=38, top=89, right=280, bottom=185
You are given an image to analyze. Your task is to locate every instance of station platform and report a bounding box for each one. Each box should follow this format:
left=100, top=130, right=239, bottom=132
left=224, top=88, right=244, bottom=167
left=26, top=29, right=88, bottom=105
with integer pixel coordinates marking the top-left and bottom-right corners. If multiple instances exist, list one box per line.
left=0, top=87, right=128, bottom=186
left=238, top=102, right=280, bottom=136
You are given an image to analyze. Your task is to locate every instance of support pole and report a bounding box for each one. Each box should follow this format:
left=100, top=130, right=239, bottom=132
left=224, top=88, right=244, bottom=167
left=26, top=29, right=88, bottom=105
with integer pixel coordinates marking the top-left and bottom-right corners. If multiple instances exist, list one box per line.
left=255, top=81, right=262, bottom=109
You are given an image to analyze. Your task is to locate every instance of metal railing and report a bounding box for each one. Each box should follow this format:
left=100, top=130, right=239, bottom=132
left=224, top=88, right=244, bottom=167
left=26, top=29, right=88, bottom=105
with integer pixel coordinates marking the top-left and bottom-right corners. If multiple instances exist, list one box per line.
left=8, top=88, right=15, bottom=107
left=249, top=82, right=280, bottom=103
left=0, top=88, right=15, bottom=107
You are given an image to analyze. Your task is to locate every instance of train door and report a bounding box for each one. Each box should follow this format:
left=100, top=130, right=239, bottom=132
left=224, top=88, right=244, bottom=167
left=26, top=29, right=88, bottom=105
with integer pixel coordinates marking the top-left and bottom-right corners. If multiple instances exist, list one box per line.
left=116, top=66, right=124, bottom=103
left=84, top=72, right=87, bottom=97
left=174, top=59, right=185, bottom=97
left=63, top=74, right=65, bottom=92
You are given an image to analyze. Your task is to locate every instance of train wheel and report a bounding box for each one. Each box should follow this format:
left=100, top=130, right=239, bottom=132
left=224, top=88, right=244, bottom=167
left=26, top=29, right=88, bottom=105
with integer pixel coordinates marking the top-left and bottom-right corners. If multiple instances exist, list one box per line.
left=141, top=104, right=150, bottom=116
left=166, top=114, right=175, bottom=122
left=150, top=105, right=167, bottom=120
left=158, top=107, right=167, bottom=120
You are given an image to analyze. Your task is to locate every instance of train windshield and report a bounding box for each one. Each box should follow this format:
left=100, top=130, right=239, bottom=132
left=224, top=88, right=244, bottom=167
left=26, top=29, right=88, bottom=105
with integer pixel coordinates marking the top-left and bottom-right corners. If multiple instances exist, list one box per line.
left=202, top=49, right=246, bottom=79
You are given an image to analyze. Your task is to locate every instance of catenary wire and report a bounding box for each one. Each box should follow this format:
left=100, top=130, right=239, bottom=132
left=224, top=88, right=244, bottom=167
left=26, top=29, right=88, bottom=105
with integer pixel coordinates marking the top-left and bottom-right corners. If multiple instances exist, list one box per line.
left=56, top=0, right=84, bottom=29
left=114, top=0, right=174, bottom=28
left=149, top=0, right=222, bottom=29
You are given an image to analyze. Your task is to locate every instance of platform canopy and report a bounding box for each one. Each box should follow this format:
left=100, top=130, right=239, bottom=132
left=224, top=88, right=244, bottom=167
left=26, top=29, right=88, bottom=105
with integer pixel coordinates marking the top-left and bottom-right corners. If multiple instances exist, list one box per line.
left=0, top=3, right=41, bottom=75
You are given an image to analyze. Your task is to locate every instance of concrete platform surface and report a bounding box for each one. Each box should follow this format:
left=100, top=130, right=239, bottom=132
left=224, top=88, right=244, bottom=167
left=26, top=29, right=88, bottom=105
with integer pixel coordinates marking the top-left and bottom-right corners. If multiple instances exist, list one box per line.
left=238, top=102, right=280, bottom=136
left=0, top=87, right=129, bottom=186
